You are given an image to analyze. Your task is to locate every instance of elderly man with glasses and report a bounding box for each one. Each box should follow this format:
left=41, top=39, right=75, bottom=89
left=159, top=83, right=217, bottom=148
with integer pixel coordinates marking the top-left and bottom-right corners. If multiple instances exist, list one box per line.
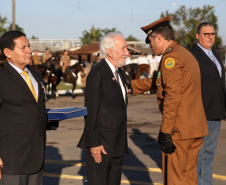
left=190, top=22, right=226, bottom=185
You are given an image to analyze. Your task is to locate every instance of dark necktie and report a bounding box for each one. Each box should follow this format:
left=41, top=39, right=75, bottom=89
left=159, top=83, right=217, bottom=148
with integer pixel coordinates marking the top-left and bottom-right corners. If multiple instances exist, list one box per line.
left=115, top=70, right=120, bottom=84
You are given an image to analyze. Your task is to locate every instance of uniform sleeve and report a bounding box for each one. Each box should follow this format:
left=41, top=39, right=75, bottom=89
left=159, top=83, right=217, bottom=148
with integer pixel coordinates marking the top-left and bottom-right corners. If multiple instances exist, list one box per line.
left=131, top=78, right=154, bottom=94
left=84, top=69, right=102, bottom=147
left=160, top=57, right=183, bottom=134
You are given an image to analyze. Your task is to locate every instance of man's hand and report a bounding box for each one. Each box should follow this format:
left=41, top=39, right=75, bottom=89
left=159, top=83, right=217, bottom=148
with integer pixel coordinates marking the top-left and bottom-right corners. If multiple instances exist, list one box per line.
left=158, top=131, right=176, bottom=154
left=0, top=158, right=3, bottom=179
left=90, top=145, right=107, bottom=163
left=46, top=120, right=59, bottom=130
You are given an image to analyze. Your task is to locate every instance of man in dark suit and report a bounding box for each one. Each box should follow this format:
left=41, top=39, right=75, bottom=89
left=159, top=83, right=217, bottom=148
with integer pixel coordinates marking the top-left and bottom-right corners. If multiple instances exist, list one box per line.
left=190, top=22, right=226, bottom=185
left=0, top=31, right=48, bottom=185
left=77, top=33, right=129, bottom=185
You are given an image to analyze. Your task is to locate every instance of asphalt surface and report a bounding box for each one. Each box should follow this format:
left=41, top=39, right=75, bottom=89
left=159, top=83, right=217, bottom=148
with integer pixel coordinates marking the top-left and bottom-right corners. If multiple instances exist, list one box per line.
left=43, top=93, right=226, bottom=185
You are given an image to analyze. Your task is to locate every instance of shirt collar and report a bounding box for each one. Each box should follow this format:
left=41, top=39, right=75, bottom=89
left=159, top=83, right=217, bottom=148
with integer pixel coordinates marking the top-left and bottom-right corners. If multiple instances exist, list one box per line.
left=197, top=43, right=212, bottom=53
left=8, top=62, right=29, bottom=74
left=105, top=58, right=117, bottom=74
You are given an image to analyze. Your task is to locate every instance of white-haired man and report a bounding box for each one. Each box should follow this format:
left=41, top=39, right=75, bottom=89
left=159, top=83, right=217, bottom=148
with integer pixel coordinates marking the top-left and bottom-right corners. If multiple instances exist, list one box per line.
left=77, top=33, right=129, bottom=185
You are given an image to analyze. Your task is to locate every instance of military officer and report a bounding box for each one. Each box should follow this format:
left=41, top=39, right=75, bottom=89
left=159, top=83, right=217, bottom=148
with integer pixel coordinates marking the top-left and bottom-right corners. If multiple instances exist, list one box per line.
left=131, top=16, right=208, bottom=185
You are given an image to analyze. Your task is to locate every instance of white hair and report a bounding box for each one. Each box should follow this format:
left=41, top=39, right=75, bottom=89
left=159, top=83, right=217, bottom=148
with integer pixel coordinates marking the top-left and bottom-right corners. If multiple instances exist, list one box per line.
left=99, top=32, right=123, bottom=59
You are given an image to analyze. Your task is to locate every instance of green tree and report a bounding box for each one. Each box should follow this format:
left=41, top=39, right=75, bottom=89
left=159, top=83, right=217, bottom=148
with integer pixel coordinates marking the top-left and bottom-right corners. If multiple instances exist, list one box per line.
left=0, top=15, right=9, bottom=36
left=80, top=26, right=121, bottom=45
left=31, top=35, right=39, bottom=39
left=8, top=23, right=24, bottom=33
left=80, top=26, right=103, bottom=45
left=126, top=34, right=139, bottom=41
left=161, top=5, right=222, bottom=49
left=101, top=27, right=118, bottom=35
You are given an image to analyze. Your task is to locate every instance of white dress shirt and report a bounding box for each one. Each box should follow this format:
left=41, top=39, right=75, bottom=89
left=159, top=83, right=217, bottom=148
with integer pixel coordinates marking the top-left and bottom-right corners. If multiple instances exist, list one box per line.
left=105, top=59, right=126, bottom=102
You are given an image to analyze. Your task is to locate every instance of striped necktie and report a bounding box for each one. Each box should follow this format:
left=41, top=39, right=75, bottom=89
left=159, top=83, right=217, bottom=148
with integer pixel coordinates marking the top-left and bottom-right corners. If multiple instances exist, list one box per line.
left=21, top=71, right=38, bottom=102
left=115, top=70, right=120, bottom=84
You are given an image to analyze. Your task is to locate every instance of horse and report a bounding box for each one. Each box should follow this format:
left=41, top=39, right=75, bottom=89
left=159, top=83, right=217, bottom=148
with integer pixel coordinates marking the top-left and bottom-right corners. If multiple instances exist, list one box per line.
left=30, top=64, right=49, bottom=84
left=30, top=57, right=62, bottom=99
left=43, top=56, right=61, bottom=73
left=122, top=63, right=158, bottom=94
left=122, top=63, right=138, bottom=80
left=43, top=57, right=85, bottom=98
left=61, top=62, right=84, bottom=98
left=42, top=57, right=62, bottom=98
left=0, top=60, right=6, bottom=68
left=0, top=53, right=6, bottom=68
left=31, top=56, right=84, bottom=99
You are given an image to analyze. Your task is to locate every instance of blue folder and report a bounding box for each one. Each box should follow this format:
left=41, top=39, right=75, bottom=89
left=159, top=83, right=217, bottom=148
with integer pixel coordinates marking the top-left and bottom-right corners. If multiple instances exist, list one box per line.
left=46, top=107, right=87, bottom=121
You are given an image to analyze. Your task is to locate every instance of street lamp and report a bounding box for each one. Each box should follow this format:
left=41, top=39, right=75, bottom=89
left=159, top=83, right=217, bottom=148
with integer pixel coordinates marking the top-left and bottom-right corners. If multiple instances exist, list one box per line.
left=172, top=3, right=179, bottom=6
left=172, top=3, right=182, bottom=7
left=12, top=0, right=15, bottom=30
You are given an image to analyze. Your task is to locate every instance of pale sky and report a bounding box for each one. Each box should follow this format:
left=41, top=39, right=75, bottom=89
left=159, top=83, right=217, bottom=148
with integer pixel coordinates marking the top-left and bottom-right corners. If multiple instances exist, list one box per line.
left=1, top=0, right=226, bottom=45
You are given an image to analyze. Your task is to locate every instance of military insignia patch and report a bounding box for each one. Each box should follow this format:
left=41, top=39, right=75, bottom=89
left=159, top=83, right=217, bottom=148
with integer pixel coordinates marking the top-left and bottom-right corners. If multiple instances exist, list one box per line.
left=157, top=71, right=161, bottom=78
left=165, top=58, right=175, bottom=68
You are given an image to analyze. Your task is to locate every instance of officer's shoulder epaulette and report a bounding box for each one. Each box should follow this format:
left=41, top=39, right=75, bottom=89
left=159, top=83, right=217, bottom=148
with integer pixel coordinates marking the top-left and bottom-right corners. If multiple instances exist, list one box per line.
left=165, top=47, right=173, bottom=54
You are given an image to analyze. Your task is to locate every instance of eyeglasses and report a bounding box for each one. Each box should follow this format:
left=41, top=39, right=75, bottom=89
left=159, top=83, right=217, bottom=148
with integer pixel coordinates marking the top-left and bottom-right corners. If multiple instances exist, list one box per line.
left=200, top=33, right=216, bottom=38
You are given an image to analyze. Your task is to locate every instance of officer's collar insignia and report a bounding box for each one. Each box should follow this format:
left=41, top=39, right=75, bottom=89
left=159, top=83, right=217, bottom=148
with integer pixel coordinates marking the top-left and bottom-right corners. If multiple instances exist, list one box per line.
left=165, top=58, right=175, bottom=69
left=165, top=47, right=173, bottom=54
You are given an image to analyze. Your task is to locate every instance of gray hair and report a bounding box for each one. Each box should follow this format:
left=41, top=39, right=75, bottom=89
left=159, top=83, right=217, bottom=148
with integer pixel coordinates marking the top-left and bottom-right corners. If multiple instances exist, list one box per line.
left=99, top=32, right=123, bottom=59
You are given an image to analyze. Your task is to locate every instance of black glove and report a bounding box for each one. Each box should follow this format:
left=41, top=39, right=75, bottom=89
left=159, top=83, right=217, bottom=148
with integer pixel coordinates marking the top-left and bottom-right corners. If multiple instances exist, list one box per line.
left=158, top=131, right=176, bottom=154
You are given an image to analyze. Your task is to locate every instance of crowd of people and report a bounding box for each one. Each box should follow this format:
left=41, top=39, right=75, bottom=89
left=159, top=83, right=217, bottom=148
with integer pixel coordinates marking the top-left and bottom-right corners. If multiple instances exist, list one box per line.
left=0, top=15, right=225, bottom=185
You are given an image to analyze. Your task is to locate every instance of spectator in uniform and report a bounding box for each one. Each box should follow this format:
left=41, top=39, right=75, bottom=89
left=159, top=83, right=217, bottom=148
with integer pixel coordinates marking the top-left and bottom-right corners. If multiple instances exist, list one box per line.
left=61, top=50, right=71, bottom=73
left=32, top=49, right=41, bottom=65
left=42, top=48, right=52, bottom=63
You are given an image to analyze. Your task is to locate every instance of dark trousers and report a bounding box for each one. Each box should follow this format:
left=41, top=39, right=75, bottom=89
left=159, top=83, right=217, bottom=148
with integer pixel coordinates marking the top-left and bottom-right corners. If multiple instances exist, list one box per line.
left=86, top=152, right=124, bottom=185
left=0, top=169, right=43, bottom=185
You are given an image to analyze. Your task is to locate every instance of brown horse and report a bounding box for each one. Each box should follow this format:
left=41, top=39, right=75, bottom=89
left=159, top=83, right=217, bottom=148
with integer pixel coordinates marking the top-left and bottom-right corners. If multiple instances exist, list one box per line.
left=122, top=63, right=138, bottom=80
left=30, top=64, right=49, bottom=85
left=62, top=62, right=84, bottom=98
left=44, top=57, right=85, bottom=98
left=32, top=57, right=84, bottom=98
left=0, top=60, right=6, bottom=68
left=0, top=53, right=6, bottom=68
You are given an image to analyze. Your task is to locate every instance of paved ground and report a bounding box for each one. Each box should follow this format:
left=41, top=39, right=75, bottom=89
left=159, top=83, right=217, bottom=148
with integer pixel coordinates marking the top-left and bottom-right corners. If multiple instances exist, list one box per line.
left=43, top=94, right=226, bottom=185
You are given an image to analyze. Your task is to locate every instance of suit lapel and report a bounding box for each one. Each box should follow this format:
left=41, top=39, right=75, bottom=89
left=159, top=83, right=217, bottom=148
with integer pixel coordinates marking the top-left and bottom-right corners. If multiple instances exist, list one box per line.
left=5, top=63, right=39, bottom=103
left=102, top=60, right=126, bottom=106
left=118, top=68, right=128, bottom=105
left=212, top=49, right=226, bottom=93
left=195, top=45, right=220, bottom=75
left=195, top=46, right=225, bottom=94
left=212, top=49, right=224, bottom=71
